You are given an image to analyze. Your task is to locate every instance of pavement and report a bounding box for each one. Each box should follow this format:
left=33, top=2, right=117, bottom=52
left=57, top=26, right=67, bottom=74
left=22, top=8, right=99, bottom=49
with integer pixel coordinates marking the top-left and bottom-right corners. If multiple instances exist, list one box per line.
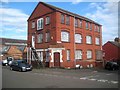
left=2, top=66, right=119, bottom=88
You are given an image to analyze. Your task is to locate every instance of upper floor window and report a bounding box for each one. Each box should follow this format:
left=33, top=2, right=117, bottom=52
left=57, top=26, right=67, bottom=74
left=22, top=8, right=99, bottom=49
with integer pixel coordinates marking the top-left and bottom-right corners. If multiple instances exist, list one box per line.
left=95, top=37, right=100, bottom=45
left=79, top=19, right=82, bottom=28
left=94, top=25, right=97, bottom=31
left=86, top=35, right=92, bottom=44
left=61, top=31, right=69, bottom=42
left=37, top=18, right=44, bottom=30
left=37, top=33, right=43, bottom=43
left=75, top=50, right=82, bottom=60
left=86, top=21, right=89, bottom=29
left=32, top=21, right=35, bottom=29
left=87, top=50, right=92, bottom=59
left=45, top=16, right=50, bottom=25
left=75, top=19, right=78, bottom=27
left=67, top=50, right=70, bottom=61
left=61, top=14, right=65, bottom=24
left=46, top=32, right=50, bottom=42
left=75, top=34, right=82, bottom=43
left=66, top=15, right=70, bottom=25
left=98, top=26, right=100, bottom=32
left=90, top=23, right=92, bottom=30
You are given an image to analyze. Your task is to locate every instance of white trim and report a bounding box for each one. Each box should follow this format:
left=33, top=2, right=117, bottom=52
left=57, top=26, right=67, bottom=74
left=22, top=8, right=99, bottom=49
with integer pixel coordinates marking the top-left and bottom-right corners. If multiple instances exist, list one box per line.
left=50, top=48, right=64, bottom=63
left=36, top=49, right=48, bottom=52
left=48, top=48, right=65, bottom=50
left=5, top=43, right=27, bottom=46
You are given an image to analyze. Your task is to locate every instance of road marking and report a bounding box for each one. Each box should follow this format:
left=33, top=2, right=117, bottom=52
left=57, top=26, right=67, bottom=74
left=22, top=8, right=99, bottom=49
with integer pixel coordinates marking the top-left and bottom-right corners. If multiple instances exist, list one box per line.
left=32, top=72, right=118, bottom=84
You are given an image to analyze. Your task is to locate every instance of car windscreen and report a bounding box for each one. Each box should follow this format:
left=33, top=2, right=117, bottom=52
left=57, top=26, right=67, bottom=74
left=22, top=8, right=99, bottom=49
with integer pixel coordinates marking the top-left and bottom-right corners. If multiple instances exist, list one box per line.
left=18, top=61, right=28, bottom=66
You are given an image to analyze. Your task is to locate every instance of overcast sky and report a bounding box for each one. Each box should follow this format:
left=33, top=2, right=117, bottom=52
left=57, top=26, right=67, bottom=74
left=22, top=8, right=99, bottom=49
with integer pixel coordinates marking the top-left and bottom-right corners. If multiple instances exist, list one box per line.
left=0, top=0, right=119, bottom=44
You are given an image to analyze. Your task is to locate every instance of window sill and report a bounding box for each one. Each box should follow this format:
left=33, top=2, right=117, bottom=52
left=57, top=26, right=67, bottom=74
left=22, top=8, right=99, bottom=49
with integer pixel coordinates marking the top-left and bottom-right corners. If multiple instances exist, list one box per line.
left=61, top=41, right=70, bottom=43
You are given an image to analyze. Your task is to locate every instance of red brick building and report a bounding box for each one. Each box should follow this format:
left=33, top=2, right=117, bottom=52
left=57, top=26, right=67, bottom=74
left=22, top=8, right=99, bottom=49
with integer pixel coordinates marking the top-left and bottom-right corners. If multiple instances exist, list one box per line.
left=102, top=38, right=120, bottom=63
left=27, top=2, right=102, bottom=68
left=0, top=38, right=27, bottom=61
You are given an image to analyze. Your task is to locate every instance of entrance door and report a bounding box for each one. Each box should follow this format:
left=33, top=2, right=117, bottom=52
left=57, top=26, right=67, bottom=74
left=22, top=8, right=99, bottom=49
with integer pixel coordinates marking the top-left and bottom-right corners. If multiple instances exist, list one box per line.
left=32, top=35, right=35, bottom=48
left=54, top=52, right=60, bottom=67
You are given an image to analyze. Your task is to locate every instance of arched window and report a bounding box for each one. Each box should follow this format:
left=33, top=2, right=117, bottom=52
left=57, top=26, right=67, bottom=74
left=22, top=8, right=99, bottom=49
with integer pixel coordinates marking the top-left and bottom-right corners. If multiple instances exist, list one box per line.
left=75, top=34, right=82, bottom=43
left=86, top=35, right=92, bottom=44
left=61, top=31, right=70, bottom=42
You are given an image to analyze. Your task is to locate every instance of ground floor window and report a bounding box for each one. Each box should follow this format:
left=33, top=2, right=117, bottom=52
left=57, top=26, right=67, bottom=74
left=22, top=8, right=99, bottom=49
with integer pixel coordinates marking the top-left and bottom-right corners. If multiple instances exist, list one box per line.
left=66, top=50, right=70, bottom=61
left=87, top=50, right=92, bottom=59
left=75, top=50, right=82, bottom=60
left=37, top=52, right=43, bottom=62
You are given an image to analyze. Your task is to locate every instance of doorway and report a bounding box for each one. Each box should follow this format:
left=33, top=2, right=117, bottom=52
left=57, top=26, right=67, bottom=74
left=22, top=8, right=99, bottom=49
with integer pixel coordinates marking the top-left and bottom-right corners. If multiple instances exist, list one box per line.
left=54, top=52, right=60, bottom=67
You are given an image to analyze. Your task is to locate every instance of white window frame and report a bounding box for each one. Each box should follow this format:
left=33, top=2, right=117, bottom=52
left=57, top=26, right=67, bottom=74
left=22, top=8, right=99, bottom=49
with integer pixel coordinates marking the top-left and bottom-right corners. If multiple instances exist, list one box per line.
left=45, top=16, right=50, bottom=25
left=87, top=50, right=92, bottom=59
left=86, top=35, right=92, bottom=44
left=61, top=31, right=69, bottom=42
left=32, top=21, right=35, bottom=29
left=95, top=37, right=100, bottom=45
left=67, top=50, right=70, bottom=61
left=75, top=34, right=82, bottom=43
left=75, top=50, right=82, bottom=60
left=37, top=33, right=43, bottom=43
left=37, top=18, right=44, bottom=30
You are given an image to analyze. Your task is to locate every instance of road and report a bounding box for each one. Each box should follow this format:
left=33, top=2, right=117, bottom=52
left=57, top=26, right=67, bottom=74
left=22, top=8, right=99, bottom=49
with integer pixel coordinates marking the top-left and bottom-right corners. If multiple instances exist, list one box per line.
left=2, top=66, right=119, bottom=88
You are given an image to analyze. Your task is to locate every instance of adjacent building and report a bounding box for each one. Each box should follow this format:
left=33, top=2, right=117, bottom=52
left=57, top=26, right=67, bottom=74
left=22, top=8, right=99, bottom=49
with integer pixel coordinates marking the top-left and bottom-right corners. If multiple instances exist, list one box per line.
left=27, top=2, right=102, bottom=68
left=0, top=38, right=27, bottom=60
left=102, top=38, right=120, bottom=62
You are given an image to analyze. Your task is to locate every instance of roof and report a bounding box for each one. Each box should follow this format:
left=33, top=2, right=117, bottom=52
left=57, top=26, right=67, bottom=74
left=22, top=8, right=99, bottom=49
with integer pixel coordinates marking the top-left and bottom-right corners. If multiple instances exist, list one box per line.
left=0, top=38, right=27, bottom=46
left=109, top=41, right=120, bottom=48
left=28, top=2, right=101, bottom=26
left=0, top=46, right=10, bottom=54
left=17, top=46, right=26, bottom=52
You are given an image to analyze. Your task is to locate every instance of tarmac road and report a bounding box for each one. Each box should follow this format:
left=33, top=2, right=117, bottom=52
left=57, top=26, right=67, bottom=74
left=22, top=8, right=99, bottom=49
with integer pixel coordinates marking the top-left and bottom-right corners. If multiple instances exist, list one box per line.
left=2, top=66, right=119, bottom=88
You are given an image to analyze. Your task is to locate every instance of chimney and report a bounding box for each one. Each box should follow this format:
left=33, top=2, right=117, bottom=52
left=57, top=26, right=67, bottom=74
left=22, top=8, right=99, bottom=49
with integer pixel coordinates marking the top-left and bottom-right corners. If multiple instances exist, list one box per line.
left=114, top=37, right=120, bottom=43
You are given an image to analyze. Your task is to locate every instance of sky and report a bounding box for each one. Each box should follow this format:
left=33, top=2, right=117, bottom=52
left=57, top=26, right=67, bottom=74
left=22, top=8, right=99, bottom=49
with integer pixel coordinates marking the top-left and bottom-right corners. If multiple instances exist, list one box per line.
left=0, top=0, right=119, bottom=44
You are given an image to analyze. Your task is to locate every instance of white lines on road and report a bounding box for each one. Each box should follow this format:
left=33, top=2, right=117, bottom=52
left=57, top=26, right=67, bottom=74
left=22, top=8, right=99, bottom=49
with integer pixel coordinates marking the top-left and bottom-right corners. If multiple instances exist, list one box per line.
left=79, top=77, right=118, bottom=84
left=32, top=72, right=118, bottom=84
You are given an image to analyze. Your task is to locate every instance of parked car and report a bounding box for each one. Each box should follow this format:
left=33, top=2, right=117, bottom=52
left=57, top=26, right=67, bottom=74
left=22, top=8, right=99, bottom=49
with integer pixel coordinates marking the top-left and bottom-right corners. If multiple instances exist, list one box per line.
left=105, top=61, right=119, bottom=70
left=7, top=57, right=13, bottom=66
left=2, top=59, right=8, bottom=66
left=10, top=60, right=32, bottom=72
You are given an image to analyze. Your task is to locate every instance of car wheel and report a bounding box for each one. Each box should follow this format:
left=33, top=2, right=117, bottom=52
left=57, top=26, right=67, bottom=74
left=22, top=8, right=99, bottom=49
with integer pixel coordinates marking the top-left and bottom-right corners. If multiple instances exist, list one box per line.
left=19, top=68, right=22, bottom=72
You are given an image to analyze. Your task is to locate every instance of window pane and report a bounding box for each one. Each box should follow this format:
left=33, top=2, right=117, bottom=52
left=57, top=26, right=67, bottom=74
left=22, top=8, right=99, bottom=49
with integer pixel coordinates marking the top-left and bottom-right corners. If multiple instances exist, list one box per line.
left=66, top=16, right=70, bottom=25
left=61, top=31, right=69, bottom=42
left=86, top=36, right=92, bottom=44
left=32, top=22, right=35, bottom=29
left=61, top=14, right=65, bottom=24
left=75, top=50, right=82, bottom=60
left=86, top=22, right=89, bottom=29
left=67, top=50, right=70, bottom=61
left=75, top=19, right=78, bottom=27
left=46, top=16, right=50, bottom=25
left=87, top=50, right=92, bottom=59
left=90, top=23, right=92, bottom=30
left=80, top=20, right=82, bottom=27
left=95, top=37, right=100, bottom=45
left=37, top=34, right=43, bottom=43
left=46, top=32, right=50, bottom=42
left=37, top=18, right=44, bottom=30
left=75, top=34, right=82, bottom=43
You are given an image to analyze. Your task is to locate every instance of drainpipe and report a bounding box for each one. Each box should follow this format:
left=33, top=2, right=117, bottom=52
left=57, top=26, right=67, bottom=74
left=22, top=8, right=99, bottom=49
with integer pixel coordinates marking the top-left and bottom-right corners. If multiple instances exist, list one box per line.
left=73, top=16, right=76, bottom=68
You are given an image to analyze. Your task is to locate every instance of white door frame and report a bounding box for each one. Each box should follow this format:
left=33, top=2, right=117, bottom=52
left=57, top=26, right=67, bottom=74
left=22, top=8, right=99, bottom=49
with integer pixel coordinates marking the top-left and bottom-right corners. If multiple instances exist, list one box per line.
left=32, top=35, right=35, bottom=48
